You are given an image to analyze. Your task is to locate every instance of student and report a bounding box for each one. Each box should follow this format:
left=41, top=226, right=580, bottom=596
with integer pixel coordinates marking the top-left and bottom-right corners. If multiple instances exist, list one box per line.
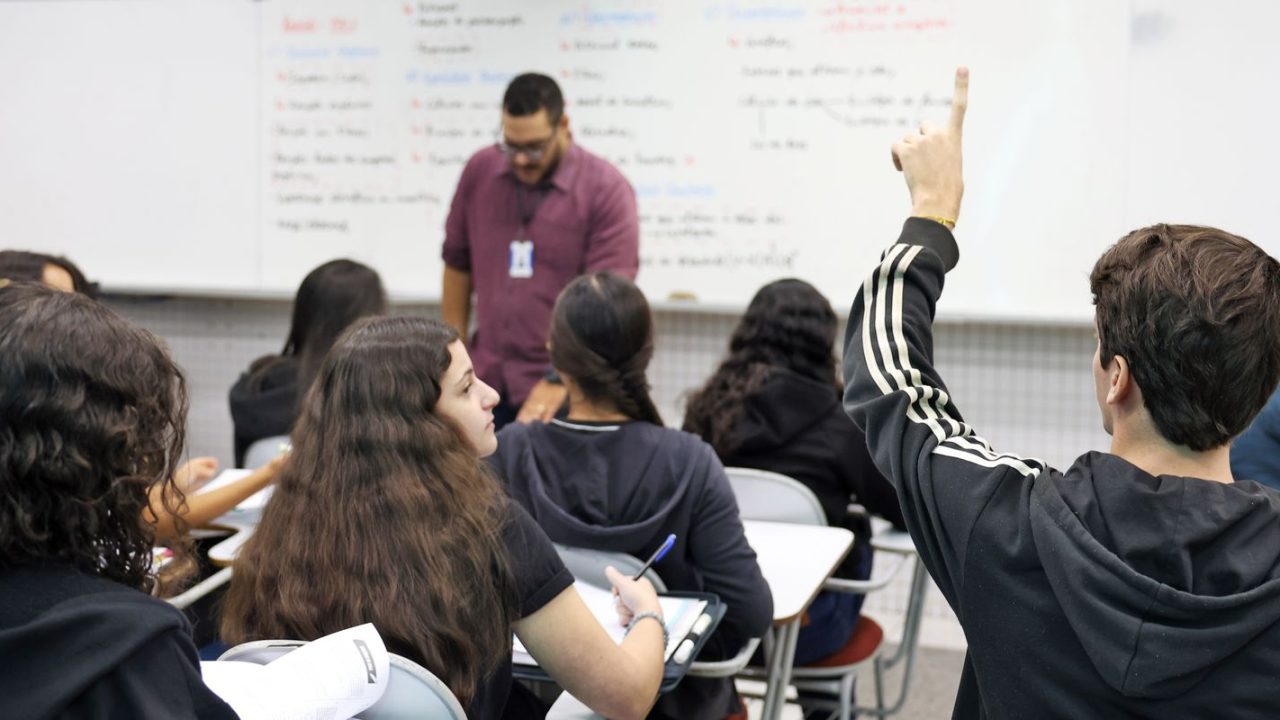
left=221, top=316, right=665, bottom=720
left=0, top=281, right=235, bottom=718
left=0, top=249, right=96, bottom=295
left=0, top=250, right=283, bottom=541
left=845, top=68, right=1280, bottom=717
left=489, top=272, right=773, bottom=720
left=683, top=278, right=905, bottom=667
left=229, top=258, right=386, bottom=465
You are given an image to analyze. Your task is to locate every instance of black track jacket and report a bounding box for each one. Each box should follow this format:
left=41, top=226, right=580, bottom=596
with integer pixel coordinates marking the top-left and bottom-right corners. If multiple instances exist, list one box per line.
left=842, top=218, right=1280, bottom=718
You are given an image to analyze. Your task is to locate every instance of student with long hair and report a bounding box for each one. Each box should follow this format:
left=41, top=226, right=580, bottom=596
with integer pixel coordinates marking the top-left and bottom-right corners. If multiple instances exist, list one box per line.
left=221, top=316, right=665, bottom=719
left=229, top=258, right=387, bottom=465
left=490, top=272, right=773, bottom=720
left=684, top=279, right=906, bottom=669
left=0, top=281, right=234, bottom=717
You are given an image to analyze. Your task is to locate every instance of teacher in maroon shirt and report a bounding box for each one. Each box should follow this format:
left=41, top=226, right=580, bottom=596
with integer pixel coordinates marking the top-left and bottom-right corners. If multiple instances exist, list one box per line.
left=442, top=73, right=639, bottom=429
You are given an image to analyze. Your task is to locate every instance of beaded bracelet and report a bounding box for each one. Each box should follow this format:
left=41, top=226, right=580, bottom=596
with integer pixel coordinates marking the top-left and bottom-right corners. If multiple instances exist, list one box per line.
left=626, top=610, right=669, bottom=649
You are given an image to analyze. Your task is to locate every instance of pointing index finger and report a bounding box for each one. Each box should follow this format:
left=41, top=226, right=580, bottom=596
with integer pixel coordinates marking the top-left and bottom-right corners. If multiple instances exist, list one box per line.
left=949, top=66, right=969, bottom=133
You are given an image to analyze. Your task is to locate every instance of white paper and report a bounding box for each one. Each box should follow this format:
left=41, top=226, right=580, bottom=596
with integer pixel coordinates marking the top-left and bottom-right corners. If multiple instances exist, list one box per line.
left=513, top=581, right=707, bottom=666
left=197, top=468, right=274, bottom=513
left=201, top=623, right=389, bottom=720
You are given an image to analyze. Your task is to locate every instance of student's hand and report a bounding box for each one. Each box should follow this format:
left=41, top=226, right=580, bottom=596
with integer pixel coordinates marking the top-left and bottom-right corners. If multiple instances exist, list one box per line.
left=606, top=565, right=661, bottom=626
left=516, top=379, right=568, bottom=424
left=892, top=66, right=969, bottom=223
left=259, top=452, right=288, bottom=480
left=173, top=457, right=218, bottom=492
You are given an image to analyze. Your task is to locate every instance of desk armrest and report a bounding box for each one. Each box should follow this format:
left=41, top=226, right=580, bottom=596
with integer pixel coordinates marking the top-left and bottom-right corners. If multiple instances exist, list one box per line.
left=687, top=636, right=762, bottom=678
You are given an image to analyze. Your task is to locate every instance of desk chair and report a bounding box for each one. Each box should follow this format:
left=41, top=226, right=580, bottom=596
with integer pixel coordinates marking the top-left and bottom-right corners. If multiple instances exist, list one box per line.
left=725, top=467, right=910, bottom=720
left=552, top=543, right=762, bottom=679
left=243, top=434, right=290, bottom=470
left=219, top=640, right=466, bottom=720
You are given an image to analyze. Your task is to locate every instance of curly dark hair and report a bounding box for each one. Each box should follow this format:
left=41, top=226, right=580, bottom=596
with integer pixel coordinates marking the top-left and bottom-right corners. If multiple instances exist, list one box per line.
left=1091, top=224, right=1280, bottom=450
left=684, top=278, right=839, bottom=456
left=0, top=281, right=191, bottom=593
left=549, top=272, right=664, bottom=425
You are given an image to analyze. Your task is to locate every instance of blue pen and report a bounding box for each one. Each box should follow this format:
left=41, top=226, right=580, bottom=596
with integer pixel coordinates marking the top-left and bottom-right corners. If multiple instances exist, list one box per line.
left=633, top=533, right=676, bottom=580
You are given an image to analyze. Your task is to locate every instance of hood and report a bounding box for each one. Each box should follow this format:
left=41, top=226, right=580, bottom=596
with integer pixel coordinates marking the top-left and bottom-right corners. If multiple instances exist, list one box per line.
left=733, top=369, right=841, bottom=452
left=0, top=581, right=191, bottom=717
left=1030, top=451, right=1280, bottom=699
left=496, top=421, right=717, bottom=553
left=228, top=357, right=299, bottom=437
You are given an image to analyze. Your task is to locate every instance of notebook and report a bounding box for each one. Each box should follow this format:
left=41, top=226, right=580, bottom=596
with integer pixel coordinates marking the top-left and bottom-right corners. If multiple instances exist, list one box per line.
left=512, top=580, right=708, bottom=665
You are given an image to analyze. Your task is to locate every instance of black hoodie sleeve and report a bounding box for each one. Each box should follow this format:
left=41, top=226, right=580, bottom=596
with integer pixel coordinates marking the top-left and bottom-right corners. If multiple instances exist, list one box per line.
left=73, top=628, right=238, bottom=719
left=686, top=446, right=774, bottom=649
left=840, top=219, right=1046, bottom=610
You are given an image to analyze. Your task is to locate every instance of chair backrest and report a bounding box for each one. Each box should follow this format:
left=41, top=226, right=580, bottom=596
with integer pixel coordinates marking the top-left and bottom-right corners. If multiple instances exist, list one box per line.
left=553, top=543, right=668, bottom=592
left=724, top=467, right=827, bottom=526
left=243, top=434, right=290, bottom=470
left=218, top=641, right=467, bottom=720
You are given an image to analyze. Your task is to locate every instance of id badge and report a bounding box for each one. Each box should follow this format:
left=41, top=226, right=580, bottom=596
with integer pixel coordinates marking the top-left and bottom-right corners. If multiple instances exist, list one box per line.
left=509, top=239, right=534, bottom=279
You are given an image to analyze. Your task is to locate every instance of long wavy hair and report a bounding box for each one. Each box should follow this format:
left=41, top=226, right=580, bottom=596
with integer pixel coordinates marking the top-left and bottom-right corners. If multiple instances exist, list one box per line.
left=0, top=281, right=192, bottom=594
left=244, top=259, right=387, bottom=398
left=550, top=272, right=663, bottom=425
left=221, top=316, right=519, bottom=705
left=683, top=279, right=839, bottom=456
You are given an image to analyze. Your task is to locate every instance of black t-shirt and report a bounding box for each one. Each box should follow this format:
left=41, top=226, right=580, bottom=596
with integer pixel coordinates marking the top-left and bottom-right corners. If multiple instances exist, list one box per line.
left=467, top=501, right=574, bottom=720
left=0, top=563, right=238, bottom=719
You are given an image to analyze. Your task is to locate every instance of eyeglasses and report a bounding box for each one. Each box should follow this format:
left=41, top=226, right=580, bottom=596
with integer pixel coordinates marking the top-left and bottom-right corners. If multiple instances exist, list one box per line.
left=496, top=128, right=557, bottom=163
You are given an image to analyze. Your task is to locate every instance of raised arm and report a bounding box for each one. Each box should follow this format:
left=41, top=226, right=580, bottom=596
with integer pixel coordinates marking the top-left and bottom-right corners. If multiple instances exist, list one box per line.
left=841, top=69, right=1045, bottom=605
left=515, top=566, right=664, bottom=720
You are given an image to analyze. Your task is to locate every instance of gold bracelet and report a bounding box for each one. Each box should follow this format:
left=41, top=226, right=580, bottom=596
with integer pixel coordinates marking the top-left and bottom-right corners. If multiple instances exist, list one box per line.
left=915, top=215, right=956, bottom=230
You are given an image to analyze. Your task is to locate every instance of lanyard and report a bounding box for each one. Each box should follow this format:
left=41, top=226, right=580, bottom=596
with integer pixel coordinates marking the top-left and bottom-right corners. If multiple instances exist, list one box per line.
left=515, top=182, right=551, bottom=237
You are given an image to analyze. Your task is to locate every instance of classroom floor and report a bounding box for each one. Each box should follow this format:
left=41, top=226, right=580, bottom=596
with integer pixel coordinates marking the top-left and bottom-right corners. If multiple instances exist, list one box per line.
left=744, top=644, right=966, bottom=720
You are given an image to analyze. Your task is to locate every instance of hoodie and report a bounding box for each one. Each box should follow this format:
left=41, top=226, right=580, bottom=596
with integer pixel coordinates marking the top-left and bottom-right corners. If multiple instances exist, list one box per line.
left=0, top=563, right=238, bottom=719
left=227, top=355, right=299, bottom=466
left=707, top=367, right=906, bottom=579
left=490, top=419, right=773, bottom=720
left=843, top=218, right=1280, bottom=717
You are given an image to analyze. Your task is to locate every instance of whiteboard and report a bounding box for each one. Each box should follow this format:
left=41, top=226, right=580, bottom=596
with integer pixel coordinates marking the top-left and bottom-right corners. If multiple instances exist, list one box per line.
left=1, top=0, right=1275, bottom=320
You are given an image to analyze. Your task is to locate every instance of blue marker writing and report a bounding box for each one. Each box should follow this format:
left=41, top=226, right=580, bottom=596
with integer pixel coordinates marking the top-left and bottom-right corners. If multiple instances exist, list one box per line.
left=633, top=533, right=676, bottom=581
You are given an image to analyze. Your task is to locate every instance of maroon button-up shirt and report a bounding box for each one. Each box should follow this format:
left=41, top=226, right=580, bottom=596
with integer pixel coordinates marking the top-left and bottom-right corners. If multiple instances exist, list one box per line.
left=442, top=143, right=639, bottom=405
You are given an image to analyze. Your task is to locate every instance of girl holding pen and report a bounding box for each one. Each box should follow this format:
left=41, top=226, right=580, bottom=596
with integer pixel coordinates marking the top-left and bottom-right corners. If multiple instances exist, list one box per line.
left=489, top=272, right=773, bottom=720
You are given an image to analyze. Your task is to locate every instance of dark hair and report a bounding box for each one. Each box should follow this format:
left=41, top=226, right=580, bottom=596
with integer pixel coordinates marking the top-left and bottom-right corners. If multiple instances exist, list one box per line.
left=0, top=281, right=192, bottom=594
left=1091, top=224, right=1280, bottom=450
left=0, top=250, right=96, bottom=297
left=247, top=259, right=387, bottom=398
left=683, top=279, right=839, bottom=456
left=222, top=316, right=519, bottom=705
left=549, top=273, right=663, bottom=425
left=503, top=73, right=565, bottom=125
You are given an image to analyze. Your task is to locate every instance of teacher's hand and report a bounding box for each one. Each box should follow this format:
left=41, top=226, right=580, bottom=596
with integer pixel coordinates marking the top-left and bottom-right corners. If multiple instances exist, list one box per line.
left=516, top=379, right=568, bottom=424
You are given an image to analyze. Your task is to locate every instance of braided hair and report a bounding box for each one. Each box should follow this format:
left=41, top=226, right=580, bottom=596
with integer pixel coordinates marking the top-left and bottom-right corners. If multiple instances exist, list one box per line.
left=549, top=273, right=664, bottom=425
